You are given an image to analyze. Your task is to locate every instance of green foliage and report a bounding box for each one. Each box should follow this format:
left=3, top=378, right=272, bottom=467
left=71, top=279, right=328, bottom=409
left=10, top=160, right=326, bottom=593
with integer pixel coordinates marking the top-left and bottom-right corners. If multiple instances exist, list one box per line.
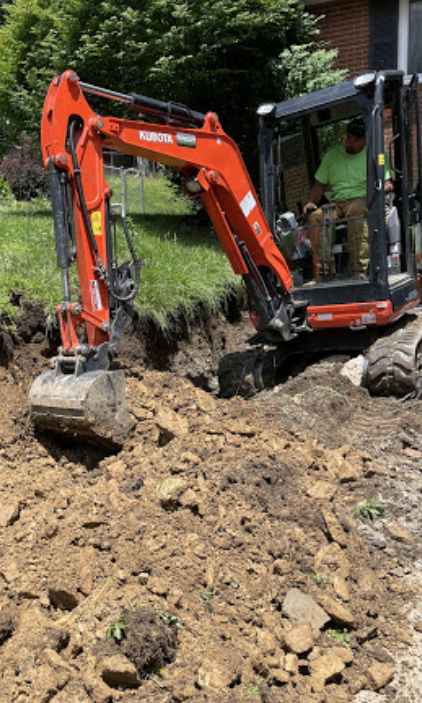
left=156, top=609, right=184, bottom=630
left=312, top=571, right=328, bottom=586
left=0, top=176, right=14, bottom=202
left=198, top=586, right=214, bottom=615
left=0, top=0, right=343, bottom=177
left=106, top=616, right=128, bottom=641
left=326, top=628, right=352, bottom=651
left=244, top=682, right=260, bottom=696
left=355, top=498, right=386, bottom=521
left=275, top=43, right=347, bottom=101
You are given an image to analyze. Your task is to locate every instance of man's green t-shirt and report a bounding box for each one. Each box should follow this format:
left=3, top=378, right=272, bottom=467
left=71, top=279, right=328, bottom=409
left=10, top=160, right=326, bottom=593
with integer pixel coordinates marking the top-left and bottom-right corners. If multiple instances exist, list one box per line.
left=315, top=145, right=367, bottom=201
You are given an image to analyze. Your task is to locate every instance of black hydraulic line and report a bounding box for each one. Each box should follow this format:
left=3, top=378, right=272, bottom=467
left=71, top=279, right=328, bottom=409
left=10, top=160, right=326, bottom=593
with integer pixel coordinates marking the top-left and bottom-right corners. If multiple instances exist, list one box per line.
left=79, top=80, right=205, bottom=128
left=64, top=178, right=76, bottom=260
left=236, top=238, right=277, bottom=316
left=109, top=212, right=142, bottom=304
left=129, top=93, right=205, bottom=127
left=48, top=157, right=71, bottom=270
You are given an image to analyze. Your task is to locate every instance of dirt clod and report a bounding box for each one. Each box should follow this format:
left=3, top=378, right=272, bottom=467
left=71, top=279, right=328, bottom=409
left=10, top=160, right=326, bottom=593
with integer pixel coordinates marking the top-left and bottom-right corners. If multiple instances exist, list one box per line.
left=115, top=607, right=178, bottom=677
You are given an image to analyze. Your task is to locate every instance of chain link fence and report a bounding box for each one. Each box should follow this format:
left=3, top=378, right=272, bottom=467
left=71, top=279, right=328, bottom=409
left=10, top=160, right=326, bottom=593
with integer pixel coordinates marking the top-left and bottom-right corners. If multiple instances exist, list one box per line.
left=104, top=163, right=146, bottom=216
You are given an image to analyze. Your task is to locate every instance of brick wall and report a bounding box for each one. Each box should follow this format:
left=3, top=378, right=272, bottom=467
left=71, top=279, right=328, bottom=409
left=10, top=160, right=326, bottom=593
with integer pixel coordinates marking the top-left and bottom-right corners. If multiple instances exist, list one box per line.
left=309, top=0, right=371, bottom=78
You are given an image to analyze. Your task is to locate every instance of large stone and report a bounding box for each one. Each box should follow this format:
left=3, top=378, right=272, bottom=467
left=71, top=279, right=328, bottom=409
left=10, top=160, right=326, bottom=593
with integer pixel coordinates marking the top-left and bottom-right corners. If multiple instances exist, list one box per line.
left=197, top=651, right=242, bottom=689
left=282, top=588, right=330, bottom=631
left=284, top=623, right=315, bottom=654
left=98, top=654, right=141, bottom=688
left=321, top=509, right=348, bottom=547
left=317, top=595, right=356, bottom=628
left=367, top=662, right=395, bottom=690
left=284, top=652, right=298, bottom=674
left=385, top=522, right=412, bottom=543
left=306, top=481, right=338, bottom=501
left=156, top=477, right=187, bottom=507
left=0, top=502, right=20, bottom=527
left=155, top=407, right=188, bottom=443
left=358, top=524, right=387, bottom=550
left=309, top=652, right=346, bottom=692
left=314, top=542, right=351, bottom=580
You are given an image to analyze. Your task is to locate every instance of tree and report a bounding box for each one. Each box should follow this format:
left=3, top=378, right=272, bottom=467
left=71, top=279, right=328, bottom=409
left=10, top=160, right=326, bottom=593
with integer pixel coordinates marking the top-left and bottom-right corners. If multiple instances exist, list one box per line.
left=0, top=0, right=344, bottom=175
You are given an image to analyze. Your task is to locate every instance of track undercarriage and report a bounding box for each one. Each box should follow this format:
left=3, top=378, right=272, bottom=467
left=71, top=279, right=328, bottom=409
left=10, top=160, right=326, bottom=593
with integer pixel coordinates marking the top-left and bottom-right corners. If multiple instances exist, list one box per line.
left=218, top=311, right=422, bottom=399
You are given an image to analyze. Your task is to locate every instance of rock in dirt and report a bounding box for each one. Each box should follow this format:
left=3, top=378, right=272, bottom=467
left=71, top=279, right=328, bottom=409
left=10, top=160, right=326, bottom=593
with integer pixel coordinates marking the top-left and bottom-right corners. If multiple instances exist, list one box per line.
left=384, top=521, right=413, bottom=543
left=340, top=355, right=365, bottom=386
left=282, top=589, right=330, bottom=631
left=367, top=661, right=395, bottom=690
left=154, top=407, right=189, bottom=444
left=98, top=654, right=141, bottom=688
left=309, top=651, right=346, bottom=691
left=284, top=623, right=315, bottom=654
left=317, top=595, right=356, bottom=628
left=197, top=649, right=243, bottom=689
left=0, top=502, right=21, bottom=527
left=357, top=523, right=387, bottom=550
left=155, top=477, right=187, bottom=508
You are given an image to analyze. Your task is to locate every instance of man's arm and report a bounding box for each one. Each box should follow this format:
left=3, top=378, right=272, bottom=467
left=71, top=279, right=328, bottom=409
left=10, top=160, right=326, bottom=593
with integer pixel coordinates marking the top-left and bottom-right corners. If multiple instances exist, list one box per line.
left=304, top=180, right=326, bottom=214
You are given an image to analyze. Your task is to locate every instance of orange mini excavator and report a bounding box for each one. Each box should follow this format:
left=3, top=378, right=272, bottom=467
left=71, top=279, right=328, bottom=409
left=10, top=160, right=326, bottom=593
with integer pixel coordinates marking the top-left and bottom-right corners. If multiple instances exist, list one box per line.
left=29, top=70, right=422, bottom=444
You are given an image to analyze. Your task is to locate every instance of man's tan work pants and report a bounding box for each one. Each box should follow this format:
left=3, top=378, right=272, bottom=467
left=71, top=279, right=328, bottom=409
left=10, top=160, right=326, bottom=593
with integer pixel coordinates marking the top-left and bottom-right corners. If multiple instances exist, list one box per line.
left=307, top=198, right=368, bottom=279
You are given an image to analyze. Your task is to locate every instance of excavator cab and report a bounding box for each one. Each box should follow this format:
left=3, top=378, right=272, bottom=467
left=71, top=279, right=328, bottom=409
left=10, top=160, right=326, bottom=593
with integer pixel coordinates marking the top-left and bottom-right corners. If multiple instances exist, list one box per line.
left=258, top=71, right=422, bottom=308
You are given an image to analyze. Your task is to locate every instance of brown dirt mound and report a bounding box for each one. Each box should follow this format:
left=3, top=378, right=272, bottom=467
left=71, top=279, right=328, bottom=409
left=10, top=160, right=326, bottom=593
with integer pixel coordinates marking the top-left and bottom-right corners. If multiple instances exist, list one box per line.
left=0, top=307, right=421, bottom=702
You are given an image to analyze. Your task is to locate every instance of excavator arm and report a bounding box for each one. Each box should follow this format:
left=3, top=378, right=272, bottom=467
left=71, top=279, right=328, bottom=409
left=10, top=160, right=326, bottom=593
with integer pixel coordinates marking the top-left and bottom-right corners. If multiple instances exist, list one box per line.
left=30, top=69, right=307, bottom=445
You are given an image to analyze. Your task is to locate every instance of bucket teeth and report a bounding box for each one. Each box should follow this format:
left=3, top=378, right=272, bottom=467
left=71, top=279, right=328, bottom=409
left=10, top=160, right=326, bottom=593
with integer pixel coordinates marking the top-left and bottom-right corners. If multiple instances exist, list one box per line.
left=29, top=369, right=129, bottom=447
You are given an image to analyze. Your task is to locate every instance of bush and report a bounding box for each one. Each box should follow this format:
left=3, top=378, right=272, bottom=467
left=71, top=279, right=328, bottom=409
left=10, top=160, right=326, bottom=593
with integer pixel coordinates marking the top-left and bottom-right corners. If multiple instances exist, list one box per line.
left=0, top=176, right=14, bottom=202
left=0, top=136, right=48, bottom=201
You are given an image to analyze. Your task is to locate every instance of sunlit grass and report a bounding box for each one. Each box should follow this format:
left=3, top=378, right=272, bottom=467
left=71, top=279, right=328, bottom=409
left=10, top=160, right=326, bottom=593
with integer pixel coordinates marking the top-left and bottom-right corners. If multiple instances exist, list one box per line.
left=0, top=174, right=240, bottom=328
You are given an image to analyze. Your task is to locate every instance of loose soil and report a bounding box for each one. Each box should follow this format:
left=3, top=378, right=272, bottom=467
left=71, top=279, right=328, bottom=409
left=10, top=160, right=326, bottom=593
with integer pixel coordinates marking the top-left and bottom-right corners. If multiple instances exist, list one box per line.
left=0, top=303, right=422, bottom=702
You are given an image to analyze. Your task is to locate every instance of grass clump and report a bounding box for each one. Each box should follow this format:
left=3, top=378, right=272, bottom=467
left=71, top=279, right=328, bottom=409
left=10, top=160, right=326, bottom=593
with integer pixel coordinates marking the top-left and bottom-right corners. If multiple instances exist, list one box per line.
left=106, top=616, right=128, bottom=641
left=355, top=498, right=386, bottom=521
left=326, top=628, right=352, bottom=651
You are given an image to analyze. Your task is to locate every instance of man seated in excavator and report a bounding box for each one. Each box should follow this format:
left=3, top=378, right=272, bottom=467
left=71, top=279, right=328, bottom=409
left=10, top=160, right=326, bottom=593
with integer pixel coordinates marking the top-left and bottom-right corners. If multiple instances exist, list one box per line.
left=303, top=117, right=393, bottom=282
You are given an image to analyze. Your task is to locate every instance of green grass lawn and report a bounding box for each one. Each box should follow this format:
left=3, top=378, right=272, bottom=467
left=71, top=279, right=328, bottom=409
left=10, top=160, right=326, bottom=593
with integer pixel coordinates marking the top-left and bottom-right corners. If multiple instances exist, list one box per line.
left=0, top=174, right=240, bottom=328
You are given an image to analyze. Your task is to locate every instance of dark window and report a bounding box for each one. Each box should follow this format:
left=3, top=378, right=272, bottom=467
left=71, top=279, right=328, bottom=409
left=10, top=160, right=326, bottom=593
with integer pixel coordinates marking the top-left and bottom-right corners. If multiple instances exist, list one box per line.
left=408, top=0, right=422, bottom=72
left=370, top=0, right=399, bottom=70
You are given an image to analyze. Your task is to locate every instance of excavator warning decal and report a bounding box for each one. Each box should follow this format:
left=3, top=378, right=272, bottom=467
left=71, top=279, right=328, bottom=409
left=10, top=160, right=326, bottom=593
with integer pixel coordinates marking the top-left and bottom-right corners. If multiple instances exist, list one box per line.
left=91, top=211, right=102, bottom=236
left=240, top=191, right=257, bottom=218
left=90, top=280, right=102, bottom=312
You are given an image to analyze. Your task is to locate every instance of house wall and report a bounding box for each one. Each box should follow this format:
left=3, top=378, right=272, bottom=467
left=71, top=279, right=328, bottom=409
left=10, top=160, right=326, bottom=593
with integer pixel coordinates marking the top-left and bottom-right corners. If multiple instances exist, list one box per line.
left=308, top=0, right=371, bottom=78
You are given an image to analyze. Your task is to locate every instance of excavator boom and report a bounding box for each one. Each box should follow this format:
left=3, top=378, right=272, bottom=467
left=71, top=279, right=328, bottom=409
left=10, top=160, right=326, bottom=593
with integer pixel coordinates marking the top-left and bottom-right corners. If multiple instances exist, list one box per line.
left=30, top=70, right=306, bottom=444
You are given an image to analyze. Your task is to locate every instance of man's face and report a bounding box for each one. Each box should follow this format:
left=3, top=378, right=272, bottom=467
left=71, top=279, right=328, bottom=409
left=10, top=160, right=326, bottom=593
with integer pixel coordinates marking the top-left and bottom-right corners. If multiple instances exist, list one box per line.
left=345, top=132, right=366, bottom=154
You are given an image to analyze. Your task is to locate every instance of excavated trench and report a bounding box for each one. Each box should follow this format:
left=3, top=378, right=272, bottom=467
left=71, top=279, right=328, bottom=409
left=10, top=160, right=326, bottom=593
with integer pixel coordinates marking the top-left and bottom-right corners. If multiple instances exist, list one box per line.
left=1, top=299, right=422, bottom=702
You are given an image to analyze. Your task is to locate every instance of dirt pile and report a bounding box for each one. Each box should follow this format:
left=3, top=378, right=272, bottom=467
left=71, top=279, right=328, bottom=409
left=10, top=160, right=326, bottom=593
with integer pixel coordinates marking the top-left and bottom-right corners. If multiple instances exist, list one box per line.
left=0, top=310, right=420, bottom=702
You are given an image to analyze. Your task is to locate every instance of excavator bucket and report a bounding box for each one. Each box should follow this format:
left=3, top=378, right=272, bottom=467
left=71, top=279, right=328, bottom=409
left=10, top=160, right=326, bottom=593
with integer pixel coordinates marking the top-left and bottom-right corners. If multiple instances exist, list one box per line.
left=29, top=369, right=129, bottom=447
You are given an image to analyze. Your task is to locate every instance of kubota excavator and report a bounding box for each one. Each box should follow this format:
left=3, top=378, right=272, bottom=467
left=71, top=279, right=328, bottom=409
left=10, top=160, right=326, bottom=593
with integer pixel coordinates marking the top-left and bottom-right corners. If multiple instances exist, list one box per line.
left=29, top=69, right=422, bottom=445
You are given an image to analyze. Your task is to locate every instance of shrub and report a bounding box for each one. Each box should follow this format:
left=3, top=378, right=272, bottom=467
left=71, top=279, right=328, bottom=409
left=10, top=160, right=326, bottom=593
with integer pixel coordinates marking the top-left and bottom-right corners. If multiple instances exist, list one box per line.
left=0, top=136, right=49, bottom=201
left=0, top=176, right=14, bottom=202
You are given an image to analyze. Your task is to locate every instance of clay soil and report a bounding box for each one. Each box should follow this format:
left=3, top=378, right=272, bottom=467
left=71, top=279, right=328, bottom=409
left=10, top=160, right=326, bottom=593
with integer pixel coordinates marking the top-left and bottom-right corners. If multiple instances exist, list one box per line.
left=1, top=303, right=422, bottom=703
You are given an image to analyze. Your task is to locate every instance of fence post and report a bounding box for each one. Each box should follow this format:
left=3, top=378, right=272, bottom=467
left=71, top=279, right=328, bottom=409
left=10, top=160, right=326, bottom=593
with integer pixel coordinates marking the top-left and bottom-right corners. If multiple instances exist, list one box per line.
left=119, top=167, right=126, bottom=216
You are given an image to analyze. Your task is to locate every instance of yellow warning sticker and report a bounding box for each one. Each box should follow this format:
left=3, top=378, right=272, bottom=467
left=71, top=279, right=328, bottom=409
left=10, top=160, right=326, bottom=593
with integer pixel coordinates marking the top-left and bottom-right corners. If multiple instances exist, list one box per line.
left=379, top=154, right=385, bottom=166
left=91, top=211, right=102, bottom=236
